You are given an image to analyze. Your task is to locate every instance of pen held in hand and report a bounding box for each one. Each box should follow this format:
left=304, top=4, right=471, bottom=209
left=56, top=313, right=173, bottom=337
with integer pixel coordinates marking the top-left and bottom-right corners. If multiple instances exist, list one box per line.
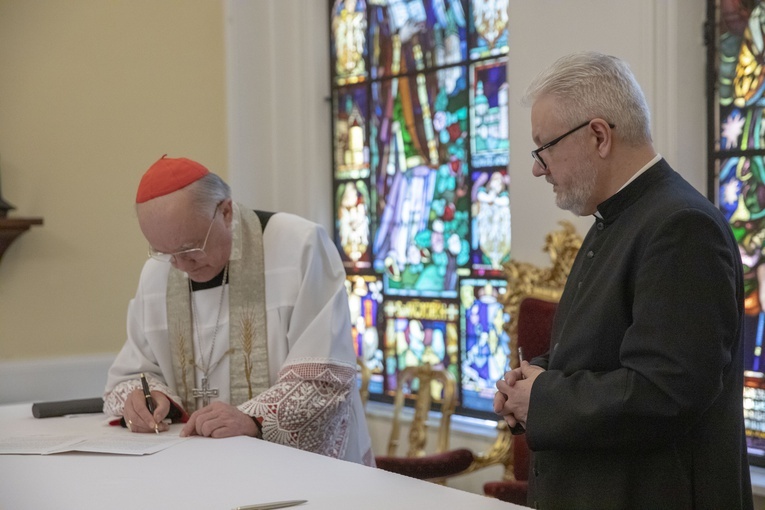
left=511, top=346, right=527, bottom=435
left=139, top=373, right=159, bottom=434
left=518, top=347, right=526, bottom=379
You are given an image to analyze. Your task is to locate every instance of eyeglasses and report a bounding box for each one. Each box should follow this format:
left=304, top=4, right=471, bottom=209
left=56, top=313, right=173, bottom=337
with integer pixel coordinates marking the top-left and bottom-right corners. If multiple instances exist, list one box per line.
left=531, top=120, right=615, bottom=170
left=148, top=204, right=220, bottom=263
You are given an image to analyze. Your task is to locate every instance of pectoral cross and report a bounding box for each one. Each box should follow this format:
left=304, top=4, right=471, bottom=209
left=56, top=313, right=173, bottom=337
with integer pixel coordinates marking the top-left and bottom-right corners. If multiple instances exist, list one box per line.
left=192, top=377, right=219, bottom=407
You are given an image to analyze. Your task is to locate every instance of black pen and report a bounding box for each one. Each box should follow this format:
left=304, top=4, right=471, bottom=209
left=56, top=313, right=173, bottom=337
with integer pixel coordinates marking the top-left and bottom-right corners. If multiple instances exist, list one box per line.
left=140, top=373, right=159, bottom=434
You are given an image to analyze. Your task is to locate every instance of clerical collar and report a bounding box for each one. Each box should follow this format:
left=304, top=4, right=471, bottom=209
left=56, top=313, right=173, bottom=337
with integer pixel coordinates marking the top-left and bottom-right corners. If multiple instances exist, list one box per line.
left=615, top=153, right=662, bottom=194
left=594, top=153, right=662, bottom=219
left=190, top=265, right=229, bottom=291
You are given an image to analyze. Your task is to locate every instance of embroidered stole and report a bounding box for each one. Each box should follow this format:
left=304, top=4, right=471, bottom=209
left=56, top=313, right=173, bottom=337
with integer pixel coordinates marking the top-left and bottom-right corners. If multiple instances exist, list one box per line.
left=166, top=204, right=270, bottom=412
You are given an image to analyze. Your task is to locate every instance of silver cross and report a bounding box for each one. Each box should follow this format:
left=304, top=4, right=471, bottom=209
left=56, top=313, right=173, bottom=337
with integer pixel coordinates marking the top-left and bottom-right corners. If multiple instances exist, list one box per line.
left=192, top=377, right=219, bottom=407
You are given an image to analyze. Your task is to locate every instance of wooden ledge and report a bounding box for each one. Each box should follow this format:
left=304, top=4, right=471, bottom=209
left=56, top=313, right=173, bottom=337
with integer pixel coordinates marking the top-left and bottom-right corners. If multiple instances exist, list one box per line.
left=0, top=217, right=43, bottom=260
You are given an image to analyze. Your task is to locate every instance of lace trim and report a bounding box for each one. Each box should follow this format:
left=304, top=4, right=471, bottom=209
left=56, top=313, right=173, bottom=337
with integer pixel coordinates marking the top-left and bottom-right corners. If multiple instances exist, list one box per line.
left=102, top=374, right=184, bottom=417
left=238, top=361, right=355, bottom=459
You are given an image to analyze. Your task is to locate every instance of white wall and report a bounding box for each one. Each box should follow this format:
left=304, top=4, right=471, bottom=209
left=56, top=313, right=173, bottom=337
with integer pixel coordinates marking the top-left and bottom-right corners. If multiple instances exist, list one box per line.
left=226, top=0, right=333, bottom=230
left=506, top=0, right=707, bottom=262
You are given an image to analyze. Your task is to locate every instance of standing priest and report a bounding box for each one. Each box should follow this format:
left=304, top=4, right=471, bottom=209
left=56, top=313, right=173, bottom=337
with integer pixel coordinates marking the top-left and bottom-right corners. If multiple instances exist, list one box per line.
left=104, top=155, right=374, bottom=466
left=494, top=52, right=751, bottom=508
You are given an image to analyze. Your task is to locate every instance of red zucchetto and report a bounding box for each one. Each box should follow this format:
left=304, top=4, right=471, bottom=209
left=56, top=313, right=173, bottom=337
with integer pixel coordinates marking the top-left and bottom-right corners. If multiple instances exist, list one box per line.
left=135, top=155, right=210, bottom=203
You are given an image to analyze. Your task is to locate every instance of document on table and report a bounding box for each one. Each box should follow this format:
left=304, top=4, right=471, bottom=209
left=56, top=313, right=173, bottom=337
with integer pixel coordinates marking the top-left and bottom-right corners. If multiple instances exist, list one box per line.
left=0, top=434, right=188, bottom=455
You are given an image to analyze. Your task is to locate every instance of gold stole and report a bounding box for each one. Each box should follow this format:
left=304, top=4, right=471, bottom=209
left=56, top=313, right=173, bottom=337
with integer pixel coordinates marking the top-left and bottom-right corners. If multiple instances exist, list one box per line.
left=166, top=204, right=270, bottom=412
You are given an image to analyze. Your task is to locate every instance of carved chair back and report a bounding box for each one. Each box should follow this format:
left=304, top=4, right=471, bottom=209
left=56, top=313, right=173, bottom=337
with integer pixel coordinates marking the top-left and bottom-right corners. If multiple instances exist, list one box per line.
left=386, top=363, right=457, bottom=457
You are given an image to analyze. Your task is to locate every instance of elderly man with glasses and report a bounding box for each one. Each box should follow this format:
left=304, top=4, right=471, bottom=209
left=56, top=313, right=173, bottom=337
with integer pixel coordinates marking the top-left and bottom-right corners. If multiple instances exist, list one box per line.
left=494, top=52, right=752, bottom=509
left=103, top=156, right=374, bottom=467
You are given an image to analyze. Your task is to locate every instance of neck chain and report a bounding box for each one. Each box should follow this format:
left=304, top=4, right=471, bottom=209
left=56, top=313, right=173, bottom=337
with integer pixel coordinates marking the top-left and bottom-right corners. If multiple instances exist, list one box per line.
left=189, top=263, right=229, bottom=378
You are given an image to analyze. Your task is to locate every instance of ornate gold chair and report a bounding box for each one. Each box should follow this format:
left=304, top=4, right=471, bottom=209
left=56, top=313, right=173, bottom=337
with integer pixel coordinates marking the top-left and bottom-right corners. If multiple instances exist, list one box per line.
left=374, top=363, right=475, bottom=483
left=356, top=356, right=371, bottom=407
left=464, top=221, right=582, bottom=503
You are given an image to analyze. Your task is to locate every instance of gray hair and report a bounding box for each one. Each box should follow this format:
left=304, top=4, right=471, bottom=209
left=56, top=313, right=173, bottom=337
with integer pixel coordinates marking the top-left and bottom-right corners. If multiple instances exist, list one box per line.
left=187, top=173, right=231, bottom=215
left=522, top=51, right=652, bottom=146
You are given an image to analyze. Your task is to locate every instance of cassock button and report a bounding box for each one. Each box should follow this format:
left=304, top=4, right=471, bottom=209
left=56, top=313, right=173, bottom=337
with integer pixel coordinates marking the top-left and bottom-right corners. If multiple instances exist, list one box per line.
left=587, top=250, right=594, bottom=258
left=533, top=467, right=540, bottom=477
left=597, top=221, right=604, bottom=230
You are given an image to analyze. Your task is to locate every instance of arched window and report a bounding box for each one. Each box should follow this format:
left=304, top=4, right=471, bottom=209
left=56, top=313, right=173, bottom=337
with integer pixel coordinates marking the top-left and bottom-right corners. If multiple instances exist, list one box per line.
left=330, top=0, right=510, bottom=419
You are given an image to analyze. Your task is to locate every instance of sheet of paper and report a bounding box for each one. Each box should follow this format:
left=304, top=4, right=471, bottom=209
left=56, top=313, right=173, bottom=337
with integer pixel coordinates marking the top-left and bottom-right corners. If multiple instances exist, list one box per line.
left=0, top=434, right=188, bottom=455
left=0, top=435, right=84, bottom=455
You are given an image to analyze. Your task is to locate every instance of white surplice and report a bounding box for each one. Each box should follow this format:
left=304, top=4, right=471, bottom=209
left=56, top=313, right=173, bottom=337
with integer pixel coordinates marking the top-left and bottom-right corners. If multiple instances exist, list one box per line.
left=104, top=209, right=374, bottom=466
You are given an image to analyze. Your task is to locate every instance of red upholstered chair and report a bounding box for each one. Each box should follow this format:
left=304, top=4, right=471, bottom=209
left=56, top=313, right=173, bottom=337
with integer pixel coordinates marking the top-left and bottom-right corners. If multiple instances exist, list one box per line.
left=516, top=296, right=558, bottom=362
left=483, top=432, right=530, bottom=505
left=374, top=364, right=475, bottom=483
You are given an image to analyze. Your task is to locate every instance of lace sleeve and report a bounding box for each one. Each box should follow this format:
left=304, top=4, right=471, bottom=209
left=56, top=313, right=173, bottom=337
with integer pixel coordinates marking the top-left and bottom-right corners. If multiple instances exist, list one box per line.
left=237, top=360, right=355, bottom=459
left=102, top=374, right=184, bottom=418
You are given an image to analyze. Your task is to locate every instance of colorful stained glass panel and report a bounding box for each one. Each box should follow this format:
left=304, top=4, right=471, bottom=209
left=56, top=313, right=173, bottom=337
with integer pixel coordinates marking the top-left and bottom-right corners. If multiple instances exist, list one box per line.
left=368, top=0, right=468, bottom=80
left=336, top=180, right=373, bottom=268
left=329, top=0, right=511, bottom=419
left=345, top=274, right=385, bottom=395
left=331, top=0, right=368, bottom=86
left=470, top=169, right=511, bottom=274
left=382, top=297, right=460, bottom=399
left=333, top=85, right=370, bottom=180
left=459, top=278, right=509, bottom=413
left=469, top=0, right=509, bottom=60
left=470, top=58, right=509, bottom=168
left=371, top=67, right=470, bottom=298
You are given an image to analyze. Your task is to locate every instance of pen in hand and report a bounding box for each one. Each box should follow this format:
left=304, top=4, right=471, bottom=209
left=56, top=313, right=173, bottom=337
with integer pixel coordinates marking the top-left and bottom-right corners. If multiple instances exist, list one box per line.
left=140, top=373, right=159, bottom=434
left=511, top=347, right=526, bottom=434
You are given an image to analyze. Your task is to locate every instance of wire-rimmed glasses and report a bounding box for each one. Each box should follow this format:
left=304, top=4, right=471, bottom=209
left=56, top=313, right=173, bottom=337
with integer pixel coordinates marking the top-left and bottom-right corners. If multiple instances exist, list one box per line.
left=531, top=120, right=615, bottom=170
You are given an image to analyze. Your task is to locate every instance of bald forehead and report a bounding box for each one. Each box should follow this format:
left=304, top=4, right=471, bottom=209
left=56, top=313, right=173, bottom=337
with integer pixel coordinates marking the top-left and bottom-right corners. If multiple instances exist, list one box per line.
left=136, top=187, right=197, bottom=223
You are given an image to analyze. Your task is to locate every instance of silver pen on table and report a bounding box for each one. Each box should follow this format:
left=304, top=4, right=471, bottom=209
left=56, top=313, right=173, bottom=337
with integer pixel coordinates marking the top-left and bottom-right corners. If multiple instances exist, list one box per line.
left=233, top=499, right=308, bottom=510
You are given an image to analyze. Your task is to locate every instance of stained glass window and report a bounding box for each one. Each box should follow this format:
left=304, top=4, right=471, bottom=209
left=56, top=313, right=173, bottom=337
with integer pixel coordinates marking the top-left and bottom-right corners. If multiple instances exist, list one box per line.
left=710, top=0, right=765, bottom=466
left=331, top=0, right=510, bottom=419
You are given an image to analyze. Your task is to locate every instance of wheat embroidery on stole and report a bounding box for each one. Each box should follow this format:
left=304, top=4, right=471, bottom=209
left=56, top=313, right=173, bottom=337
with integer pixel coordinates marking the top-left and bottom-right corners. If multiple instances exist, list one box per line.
left=172, top=320, right=192, bottom=408
left=237, top=307, right=257, bottom=399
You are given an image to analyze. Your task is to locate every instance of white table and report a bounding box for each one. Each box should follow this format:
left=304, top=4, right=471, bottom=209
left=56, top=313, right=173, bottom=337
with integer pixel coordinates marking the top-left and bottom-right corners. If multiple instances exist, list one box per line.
left=0, top=403, right=521, bottom=509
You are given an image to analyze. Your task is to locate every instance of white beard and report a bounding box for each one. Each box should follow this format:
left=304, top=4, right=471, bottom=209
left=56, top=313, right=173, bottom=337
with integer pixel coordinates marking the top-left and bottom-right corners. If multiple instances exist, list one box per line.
left=555, top=155, right=598, bottom=216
